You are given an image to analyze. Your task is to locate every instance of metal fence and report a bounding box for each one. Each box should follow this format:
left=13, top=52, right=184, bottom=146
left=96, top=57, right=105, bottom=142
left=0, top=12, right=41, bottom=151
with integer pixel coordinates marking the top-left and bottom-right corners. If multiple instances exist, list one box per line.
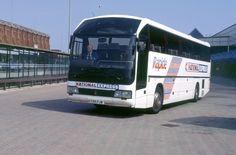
left=0, top=44, right=69, bottom=90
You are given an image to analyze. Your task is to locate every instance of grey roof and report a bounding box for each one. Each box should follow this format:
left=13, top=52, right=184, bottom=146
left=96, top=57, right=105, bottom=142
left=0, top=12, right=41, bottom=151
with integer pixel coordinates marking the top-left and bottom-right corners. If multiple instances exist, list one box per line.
left=0, top=19, right=49, bottom=37
left=213, top=24, right=236, bottom=37
left=200, top=24, right=236, bottom=47
left=189, top=28, right=204, bottom=39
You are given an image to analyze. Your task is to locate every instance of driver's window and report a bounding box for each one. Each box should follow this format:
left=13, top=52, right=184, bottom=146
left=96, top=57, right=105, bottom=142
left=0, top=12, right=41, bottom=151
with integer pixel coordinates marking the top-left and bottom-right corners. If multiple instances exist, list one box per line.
left=138, top=25, right=149, bottom=52
left=88, top=38, right=98, bottom=50
left=73, top=37, right=83, bottom=56
left=138, top=41, right=147, bottom=52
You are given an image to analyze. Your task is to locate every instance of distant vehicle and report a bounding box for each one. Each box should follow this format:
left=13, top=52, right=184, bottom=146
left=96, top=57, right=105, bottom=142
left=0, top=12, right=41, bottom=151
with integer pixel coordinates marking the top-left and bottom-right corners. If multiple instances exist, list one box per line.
left=67, top=15, right=211, bottom=113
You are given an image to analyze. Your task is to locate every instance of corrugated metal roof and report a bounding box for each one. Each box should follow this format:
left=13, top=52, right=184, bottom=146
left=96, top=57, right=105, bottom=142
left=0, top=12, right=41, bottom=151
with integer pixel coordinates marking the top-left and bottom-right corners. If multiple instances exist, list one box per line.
left=0, top=19, right=49, bottom=37
left=213, top=24, right=236, bottom=38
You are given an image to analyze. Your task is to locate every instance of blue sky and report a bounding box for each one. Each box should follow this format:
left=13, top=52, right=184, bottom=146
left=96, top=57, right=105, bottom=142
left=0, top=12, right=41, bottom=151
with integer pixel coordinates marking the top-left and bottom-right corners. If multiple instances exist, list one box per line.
left=0, top=0, right=235, bottom=52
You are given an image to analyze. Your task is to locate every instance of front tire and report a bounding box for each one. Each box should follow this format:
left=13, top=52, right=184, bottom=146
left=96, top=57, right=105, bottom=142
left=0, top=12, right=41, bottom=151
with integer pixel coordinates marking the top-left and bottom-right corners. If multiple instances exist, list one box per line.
left=149, top=88, right=163, bottom=114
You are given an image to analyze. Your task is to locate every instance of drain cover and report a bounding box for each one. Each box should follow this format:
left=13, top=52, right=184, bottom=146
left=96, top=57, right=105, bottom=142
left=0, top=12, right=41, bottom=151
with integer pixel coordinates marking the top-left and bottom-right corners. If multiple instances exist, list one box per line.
left=161, top=123, right=179, bottom=127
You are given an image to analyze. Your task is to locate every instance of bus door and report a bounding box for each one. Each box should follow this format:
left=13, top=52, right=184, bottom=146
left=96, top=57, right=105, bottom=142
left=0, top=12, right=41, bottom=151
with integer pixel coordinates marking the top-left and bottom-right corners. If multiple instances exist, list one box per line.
left=135, top=41, right=149, bottom=108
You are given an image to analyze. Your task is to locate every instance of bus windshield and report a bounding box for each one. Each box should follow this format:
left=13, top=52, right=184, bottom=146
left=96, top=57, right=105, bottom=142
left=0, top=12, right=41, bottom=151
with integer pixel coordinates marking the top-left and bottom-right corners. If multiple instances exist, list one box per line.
left=69, top=35, right=136, bottom=84
left=75, top=17, right=141, bottom=35
left=68, top=17, right=141, bottom=85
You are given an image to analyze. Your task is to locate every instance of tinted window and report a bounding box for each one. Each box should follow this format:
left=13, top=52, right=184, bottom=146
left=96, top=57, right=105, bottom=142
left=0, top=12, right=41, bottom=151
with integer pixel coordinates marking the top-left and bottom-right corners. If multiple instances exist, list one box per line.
left=69, top=36, right=136, bottom=85
left=148, top=25, right=210, bottom=62
left=75, top=18, right=141, bottom=35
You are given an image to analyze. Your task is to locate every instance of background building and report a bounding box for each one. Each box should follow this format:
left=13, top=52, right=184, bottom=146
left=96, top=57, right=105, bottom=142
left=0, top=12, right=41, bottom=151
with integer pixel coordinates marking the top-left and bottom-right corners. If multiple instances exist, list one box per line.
left=0, top=20, right=69, bottom=90
left=190, top=24, right=236, bottom=79
left=200, top=24, right=236, bottom=54
left=0, top=19, right=50, bottom=50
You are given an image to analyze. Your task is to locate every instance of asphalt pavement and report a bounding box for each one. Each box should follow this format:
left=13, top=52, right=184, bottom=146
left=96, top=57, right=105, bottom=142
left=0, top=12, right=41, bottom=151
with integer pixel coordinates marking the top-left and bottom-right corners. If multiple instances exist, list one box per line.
left=0, top=79, right=236, bottom=155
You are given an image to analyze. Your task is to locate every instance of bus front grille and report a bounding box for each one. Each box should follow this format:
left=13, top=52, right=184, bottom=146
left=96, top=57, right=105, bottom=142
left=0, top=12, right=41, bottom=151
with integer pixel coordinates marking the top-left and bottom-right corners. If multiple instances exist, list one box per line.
left=78, top=88, right=114, bottom=97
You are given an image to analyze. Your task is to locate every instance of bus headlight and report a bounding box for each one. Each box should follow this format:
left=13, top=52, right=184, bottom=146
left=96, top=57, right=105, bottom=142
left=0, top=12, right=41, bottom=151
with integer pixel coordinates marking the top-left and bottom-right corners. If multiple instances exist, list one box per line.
left=114, top=90, right=132, bottom=99
left=67, top=86, right=79, bottom=94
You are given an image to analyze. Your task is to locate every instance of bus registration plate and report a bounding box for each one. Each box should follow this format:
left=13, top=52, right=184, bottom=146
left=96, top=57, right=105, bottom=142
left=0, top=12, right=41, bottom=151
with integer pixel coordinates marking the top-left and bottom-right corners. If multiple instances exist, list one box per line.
left=89, top=100, right=105, bottom=105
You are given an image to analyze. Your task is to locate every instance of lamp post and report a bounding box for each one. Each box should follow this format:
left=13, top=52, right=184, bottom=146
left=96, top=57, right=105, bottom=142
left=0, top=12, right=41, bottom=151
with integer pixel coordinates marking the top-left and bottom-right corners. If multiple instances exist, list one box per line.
left=68, top=0, right=71, bottom=53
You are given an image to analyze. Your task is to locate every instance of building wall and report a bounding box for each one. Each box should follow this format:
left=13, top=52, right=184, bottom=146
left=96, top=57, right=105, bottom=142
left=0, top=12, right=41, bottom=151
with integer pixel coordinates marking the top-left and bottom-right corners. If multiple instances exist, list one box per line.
left=212, top=61, right=236, bottom=79
left=0, top=21, right=50, bottom=50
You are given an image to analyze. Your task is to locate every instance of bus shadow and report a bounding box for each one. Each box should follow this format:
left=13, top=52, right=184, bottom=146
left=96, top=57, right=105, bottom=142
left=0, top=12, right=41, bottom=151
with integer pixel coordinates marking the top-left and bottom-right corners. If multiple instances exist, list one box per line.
left=22, top=99, right=143, bottom=118
left=170, top=116, right=236, bottom=130
left=161, top=100, right=193, bottom=111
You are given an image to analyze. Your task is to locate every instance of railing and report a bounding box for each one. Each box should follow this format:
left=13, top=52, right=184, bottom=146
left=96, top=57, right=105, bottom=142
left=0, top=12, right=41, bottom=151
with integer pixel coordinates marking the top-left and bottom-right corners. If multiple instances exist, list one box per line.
left=0, top=43, right=70, bottom=90
left=0, top=75, right=67, bottom=90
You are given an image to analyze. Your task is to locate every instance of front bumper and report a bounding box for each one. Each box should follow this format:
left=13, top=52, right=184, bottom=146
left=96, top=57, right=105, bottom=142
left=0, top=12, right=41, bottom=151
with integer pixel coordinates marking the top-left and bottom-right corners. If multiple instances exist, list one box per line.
left=68, top=94, right=135, bottom=108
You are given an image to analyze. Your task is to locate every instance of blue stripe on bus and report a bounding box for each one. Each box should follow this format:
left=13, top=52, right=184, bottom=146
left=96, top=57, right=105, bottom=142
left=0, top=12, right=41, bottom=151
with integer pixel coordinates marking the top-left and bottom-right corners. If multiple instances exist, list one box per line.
left=171, top=57, right=182, bottom=64
left=164, top=89, right=172, bottom=94
left=163, top=57, right=183, bottom=100
left=164, top=78, right=175, bottom=83
left=167, top=68, right=179, bottom=74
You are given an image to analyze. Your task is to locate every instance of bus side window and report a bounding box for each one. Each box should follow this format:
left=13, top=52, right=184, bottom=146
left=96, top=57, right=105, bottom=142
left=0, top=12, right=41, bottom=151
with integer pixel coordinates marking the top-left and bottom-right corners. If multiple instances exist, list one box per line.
left=138, top=41, right=147, bottom=53
left=150, top=44, right=155, bottom=51
left=168, top=49, right=178, bottom=56
left=155, top=45, right=162, bottom=52
left=193, top=55, right=200, bottom=60
left=149, top=44, right=161, bottom=52
left=182, top=52, right=190, bottom=58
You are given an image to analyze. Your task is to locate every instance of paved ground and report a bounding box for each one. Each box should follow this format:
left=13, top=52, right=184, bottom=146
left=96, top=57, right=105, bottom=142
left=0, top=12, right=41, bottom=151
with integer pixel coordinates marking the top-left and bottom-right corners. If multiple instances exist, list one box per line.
left=0, top=80, right=236, bottom=155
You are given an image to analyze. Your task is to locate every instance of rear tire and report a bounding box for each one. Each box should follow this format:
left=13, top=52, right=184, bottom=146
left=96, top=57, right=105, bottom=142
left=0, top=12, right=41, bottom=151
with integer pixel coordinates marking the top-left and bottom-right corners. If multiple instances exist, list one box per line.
left=148, top=88, right=163, bottom=114
left=193, top=84, right=199, bottom=102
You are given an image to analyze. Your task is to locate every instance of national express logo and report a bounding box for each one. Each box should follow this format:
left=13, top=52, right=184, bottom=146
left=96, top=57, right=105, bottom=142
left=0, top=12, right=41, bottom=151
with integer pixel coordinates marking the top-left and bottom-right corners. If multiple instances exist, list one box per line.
left=152, top=57, right=167, bottom=71
left=76, top=82, right=119, bottom=90
left=185, top=63, right=208, bottom=73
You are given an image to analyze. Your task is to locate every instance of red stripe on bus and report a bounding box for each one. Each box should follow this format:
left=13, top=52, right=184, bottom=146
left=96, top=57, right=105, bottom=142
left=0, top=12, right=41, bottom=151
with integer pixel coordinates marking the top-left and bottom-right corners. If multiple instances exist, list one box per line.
left=164, top=57, right=183, bottom=100
left=164, top=83, right=174, bottom=89
left=169, top=63, right=181, bottom=69
left=164, top=94, right=170, bottom=100
left=167, top=72, right=178, bottom=76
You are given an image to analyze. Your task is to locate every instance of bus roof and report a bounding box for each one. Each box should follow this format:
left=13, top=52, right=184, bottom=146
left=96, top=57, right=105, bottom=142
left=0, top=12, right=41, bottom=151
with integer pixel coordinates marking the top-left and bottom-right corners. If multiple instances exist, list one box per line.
left=76, top=15, right=210, bottom=47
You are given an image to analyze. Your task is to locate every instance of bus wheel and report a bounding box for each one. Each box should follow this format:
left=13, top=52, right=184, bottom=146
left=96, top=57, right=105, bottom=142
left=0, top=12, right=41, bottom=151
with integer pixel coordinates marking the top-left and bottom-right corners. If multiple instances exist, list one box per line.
left=193, top=84, right=199, bottom=102
left=149, top=88, right=163, bottom=114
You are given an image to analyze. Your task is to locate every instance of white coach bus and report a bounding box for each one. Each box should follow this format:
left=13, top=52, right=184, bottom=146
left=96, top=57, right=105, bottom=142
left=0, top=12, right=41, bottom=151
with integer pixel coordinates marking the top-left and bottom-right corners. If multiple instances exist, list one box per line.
left=67, top=15, right=211, bottom=113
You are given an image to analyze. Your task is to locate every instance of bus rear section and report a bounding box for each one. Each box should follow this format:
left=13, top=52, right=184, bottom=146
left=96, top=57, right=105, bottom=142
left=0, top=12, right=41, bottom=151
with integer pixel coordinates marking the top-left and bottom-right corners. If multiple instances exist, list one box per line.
left=145, top=52, right=211, bottom=108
